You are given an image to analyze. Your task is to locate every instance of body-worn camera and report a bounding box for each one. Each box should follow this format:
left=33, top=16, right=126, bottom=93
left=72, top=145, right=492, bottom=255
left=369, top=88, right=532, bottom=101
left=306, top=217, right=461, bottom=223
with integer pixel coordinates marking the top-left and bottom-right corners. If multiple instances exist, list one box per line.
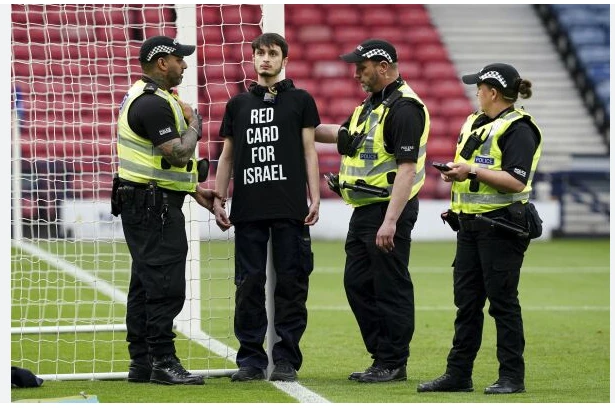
left=459, top=129, right=486, bottom=160
left=337, top=126, right=367, bottom=157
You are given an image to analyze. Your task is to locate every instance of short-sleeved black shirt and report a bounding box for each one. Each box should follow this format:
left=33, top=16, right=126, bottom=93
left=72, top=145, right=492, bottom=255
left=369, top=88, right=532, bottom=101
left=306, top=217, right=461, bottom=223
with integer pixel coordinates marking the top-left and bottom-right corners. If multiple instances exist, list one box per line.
left=346, top=77, right=426, bottom=163
left=127, top=77, right=181, bottom=146
left=220, top=81, right=321, bottom=223
left=471, top=109, right=540, bottom=185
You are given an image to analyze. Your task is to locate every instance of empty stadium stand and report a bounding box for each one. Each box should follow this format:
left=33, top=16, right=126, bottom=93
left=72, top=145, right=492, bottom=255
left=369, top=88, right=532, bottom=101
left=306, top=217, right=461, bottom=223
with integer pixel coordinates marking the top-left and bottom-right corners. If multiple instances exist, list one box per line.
left=12, top=4, right=608, bottom=236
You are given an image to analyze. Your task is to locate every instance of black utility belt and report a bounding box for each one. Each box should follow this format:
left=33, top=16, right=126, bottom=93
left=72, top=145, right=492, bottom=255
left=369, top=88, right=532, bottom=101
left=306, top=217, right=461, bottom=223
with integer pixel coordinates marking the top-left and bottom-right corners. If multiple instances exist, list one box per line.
left=118, top=181, right=187, bottom=208
left=458, top=206, right=510, bottom=220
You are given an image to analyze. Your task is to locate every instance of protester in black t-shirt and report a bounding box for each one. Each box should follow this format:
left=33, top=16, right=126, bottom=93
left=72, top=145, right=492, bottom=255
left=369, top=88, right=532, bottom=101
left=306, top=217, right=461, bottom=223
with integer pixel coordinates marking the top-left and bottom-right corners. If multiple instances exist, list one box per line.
left=213, top=33, right=320, bottom=382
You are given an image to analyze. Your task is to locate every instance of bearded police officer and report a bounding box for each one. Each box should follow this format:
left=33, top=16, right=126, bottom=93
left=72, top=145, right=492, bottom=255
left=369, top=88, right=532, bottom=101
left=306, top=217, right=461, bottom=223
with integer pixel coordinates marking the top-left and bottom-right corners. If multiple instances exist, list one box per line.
left=418, top=63, right=542, bottom=394
left=213, top=33, right=320, bottom=382
left=316, top=39, right=430, bottom=383
left=113, top=36, right=219, bottom=385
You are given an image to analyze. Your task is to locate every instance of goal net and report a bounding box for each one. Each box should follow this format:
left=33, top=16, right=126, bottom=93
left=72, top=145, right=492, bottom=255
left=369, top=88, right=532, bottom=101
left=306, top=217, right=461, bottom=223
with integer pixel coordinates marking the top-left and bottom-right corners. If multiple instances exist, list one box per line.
left=11, top=4, right=267, bottom=380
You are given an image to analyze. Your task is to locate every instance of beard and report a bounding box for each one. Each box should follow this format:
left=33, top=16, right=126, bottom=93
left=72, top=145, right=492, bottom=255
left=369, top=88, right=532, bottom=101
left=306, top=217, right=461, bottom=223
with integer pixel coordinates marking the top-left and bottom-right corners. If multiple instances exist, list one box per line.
left=256, top=65, right=282, bottom=78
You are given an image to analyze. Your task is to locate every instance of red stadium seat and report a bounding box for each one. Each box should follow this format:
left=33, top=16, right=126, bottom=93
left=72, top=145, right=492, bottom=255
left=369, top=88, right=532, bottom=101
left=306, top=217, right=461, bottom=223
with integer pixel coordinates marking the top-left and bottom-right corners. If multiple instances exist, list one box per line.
left=440, top=98, right=474, bottom=118
left=397, top=61, right=422, bottom=80
left=200, top=25, right=224, bottom=44
left=422, top=61, right=458, bottom=81
left=370, top=26, right=410, bottom=46
left=313, top=61, right=349, bottom=78
left=429, top=117, right=448, bottom=139
left=447, top=115, right=469, bottom=140
left=198, top=5, right=222, bottom=25
left=134, top=7, right=175, bottom=25
left=303, top=43, right=340, bottom=61
left=407, top=25, right=441, bottom=45
left=334, top=27, right=371, bottom=44
left=325, top=7, right=361, bottom=26
left=396, top=7, right=432, bottom=27
left=203, top=83, right=233, bottom=103
left=421, top=97, right=440, bottom=114
left=417, top=173, right=437, bottom=199
left=360, top=7, right=397, bottom=26
left=143, top=26, right=177, bottom=40
left=415, top=44, right=449, bottom=63
left=285, top=5, right=324, bottom=26
left=220, top=4, right=261, bottom=25
left=407, top=81, right=427, bottom=98
left=317, top=78, right=360, bottom=98
left=427, top=136, right=456, bottom=158
left=432, top=80, right=466, bottom=99
left=391, top=43, right=414, bottom=61
left=327, top=97, right=359, bottom=118
left=284, top=60, right=312, bottom=80
left=297, top=25, right=333, bottom=43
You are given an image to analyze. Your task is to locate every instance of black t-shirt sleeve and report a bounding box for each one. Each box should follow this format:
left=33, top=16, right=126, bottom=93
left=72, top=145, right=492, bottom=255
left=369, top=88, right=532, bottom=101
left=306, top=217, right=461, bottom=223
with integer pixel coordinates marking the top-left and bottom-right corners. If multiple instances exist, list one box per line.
left=301, top=91, right=321, bottom=128
left=498, top=120, right=539, bottom=184
left=128, top=94, right=181, bottom=146
left=383, top=99, right=425, bottom=162
left=220, top=96, right=236, bottom=138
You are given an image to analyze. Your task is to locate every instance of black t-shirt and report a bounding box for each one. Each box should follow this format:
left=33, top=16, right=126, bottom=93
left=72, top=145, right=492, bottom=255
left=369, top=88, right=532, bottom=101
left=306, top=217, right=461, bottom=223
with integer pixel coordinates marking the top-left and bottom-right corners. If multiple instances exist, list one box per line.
left=127, top=77, right=181, bottom=146
left=220, top=81, right=321, bottom=223
left=346, top=78, right=425, bottom=162
left=471, top=109, right=540, bottom=185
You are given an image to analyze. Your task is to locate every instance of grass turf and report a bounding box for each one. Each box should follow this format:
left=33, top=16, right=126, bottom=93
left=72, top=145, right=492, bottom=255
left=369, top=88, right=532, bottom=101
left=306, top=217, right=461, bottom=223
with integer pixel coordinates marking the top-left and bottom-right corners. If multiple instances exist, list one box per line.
left=11, top=238, right=609, bottom=403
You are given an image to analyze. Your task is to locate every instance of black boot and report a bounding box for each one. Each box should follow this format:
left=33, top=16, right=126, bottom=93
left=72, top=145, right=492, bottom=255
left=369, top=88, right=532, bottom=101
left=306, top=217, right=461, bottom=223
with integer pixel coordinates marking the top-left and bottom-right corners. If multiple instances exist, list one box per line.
left=150, top=355, right=205, bottom=385
left=127, top=359, right=152, bottom=383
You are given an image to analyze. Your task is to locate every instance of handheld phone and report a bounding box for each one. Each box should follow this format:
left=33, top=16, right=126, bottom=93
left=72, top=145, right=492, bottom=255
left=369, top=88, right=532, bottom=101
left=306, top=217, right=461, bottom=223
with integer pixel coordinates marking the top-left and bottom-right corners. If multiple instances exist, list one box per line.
left=432, top=161, right=452, bottom=172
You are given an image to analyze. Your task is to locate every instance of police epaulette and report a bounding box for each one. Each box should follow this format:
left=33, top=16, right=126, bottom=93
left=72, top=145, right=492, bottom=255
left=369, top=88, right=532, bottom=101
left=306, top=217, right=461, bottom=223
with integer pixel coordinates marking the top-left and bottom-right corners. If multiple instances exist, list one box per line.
left=143, top=83, right=158, bottom=93
left=382, top=90, right=403, bottom=107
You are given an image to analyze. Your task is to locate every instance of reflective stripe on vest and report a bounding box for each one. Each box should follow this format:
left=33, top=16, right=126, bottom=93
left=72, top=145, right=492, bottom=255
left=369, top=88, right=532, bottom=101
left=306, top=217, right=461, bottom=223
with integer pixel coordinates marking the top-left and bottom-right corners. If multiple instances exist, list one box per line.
left=451, top=109, right=542, bottom=214
left=339, top=82, right=430, bottom=207
left=117, top=80, right=197, bottom=192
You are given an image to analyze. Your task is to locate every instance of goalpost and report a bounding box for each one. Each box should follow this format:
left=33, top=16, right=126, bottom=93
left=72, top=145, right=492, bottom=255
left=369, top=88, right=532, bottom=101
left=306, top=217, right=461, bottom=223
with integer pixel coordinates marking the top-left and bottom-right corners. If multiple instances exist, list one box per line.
left=11, top=3, right=283, bottom=381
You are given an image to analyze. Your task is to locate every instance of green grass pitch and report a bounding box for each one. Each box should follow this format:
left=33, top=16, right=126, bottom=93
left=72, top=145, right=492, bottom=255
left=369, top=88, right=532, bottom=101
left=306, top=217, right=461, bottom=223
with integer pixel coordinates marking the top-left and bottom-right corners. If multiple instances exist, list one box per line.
left=11, top=238, right=609, bottom=403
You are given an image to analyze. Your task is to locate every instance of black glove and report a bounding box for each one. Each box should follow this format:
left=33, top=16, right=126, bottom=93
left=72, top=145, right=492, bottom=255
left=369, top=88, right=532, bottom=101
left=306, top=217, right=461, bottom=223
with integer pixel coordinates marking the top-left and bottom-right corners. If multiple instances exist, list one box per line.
left=193, top=108, right=203, bottom=140
left=441, top=209, right=460, bottom=232
left=324, top=172, right=342, bottom=197
left=197, top=158, right=209, bottom=182
left=336, top=126, right=354, bottom=156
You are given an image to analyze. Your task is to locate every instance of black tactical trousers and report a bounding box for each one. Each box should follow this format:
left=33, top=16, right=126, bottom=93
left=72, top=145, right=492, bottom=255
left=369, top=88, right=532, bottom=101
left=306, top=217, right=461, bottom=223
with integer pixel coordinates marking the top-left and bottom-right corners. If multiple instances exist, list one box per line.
left=119, top=184, right=187, bottom=361
left=446, top=222, right=530, bottom=382
left=344, top=197, right=418, bottom=369
left=233, top=219, right=313, bottom=371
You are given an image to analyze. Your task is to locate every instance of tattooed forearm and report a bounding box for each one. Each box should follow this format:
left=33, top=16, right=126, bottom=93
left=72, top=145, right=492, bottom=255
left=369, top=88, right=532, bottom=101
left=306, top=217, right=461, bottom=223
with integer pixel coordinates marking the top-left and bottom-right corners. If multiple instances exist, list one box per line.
left=159, top=126, right=199, bottom=168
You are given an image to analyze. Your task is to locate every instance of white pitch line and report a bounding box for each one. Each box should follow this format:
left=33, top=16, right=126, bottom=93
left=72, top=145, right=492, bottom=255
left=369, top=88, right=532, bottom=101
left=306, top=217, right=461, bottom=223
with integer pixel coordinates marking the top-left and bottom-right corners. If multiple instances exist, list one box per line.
left=13, top=240, right=331, bottom=403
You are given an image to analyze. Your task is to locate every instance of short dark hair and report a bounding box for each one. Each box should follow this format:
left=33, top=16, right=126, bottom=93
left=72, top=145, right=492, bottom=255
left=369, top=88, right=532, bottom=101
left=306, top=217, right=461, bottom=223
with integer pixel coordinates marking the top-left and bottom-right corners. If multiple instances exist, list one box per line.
left=251, top=32, right=288, bottom=58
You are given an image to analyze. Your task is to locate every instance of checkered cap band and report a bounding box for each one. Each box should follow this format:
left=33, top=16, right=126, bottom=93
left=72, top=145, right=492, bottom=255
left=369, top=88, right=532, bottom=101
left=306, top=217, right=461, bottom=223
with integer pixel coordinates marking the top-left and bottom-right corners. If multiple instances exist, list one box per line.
left=479, top=71, right=508, bottom=88
left=146, top=45, right=176, bottom=62
left=361, top=48, right=393, bottom=63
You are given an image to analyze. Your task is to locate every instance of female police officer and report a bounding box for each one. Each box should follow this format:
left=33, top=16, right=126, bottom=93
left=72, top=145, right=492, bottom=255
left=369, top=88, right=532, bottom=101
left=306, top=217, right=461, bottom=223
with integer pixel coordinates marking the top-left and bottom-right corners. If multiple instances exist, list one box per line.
left=418, top=63, right=542, bottom=394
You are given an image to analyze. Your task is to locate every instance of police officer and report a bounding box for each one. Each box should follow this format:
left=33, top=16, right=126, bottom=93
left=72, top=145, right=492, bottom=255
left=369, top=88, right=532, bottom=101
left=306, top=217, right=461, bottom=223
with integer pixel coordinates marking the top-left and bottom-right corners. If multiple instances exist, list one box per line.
left=114, top=36, right=219, bottom=385
left=417, top=63, right=542, bottom=394
left=315, top=39, right=430, bottom=382
left=213, top=33, right=321, bottom=382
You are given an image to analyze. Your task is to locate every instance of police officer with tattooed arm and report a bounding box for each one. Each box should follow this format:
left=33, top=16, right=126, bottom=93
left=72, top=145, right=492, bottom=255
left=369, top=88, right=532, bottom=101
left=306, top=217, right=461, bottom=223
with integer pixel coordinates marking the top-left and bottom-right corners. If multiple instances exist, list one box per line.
left=315, top=39, right=429, bottom=383
left=418, top=63, right=543, bottom=394
left=111, top=36, right=220, bottom=385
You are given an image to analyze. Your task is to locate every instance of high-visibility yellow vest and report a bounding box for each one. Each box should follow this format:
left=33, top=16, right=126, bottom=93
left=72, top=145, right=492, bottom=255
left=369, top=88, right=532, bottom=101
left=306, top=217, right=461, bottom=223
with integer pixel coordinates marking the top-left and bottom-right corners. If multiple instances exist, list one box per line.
left=117, top=80, right=198, bottom=192
left=339, top=82, right=429, bottom=207
left=451, top=109, right=542, bottom=214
